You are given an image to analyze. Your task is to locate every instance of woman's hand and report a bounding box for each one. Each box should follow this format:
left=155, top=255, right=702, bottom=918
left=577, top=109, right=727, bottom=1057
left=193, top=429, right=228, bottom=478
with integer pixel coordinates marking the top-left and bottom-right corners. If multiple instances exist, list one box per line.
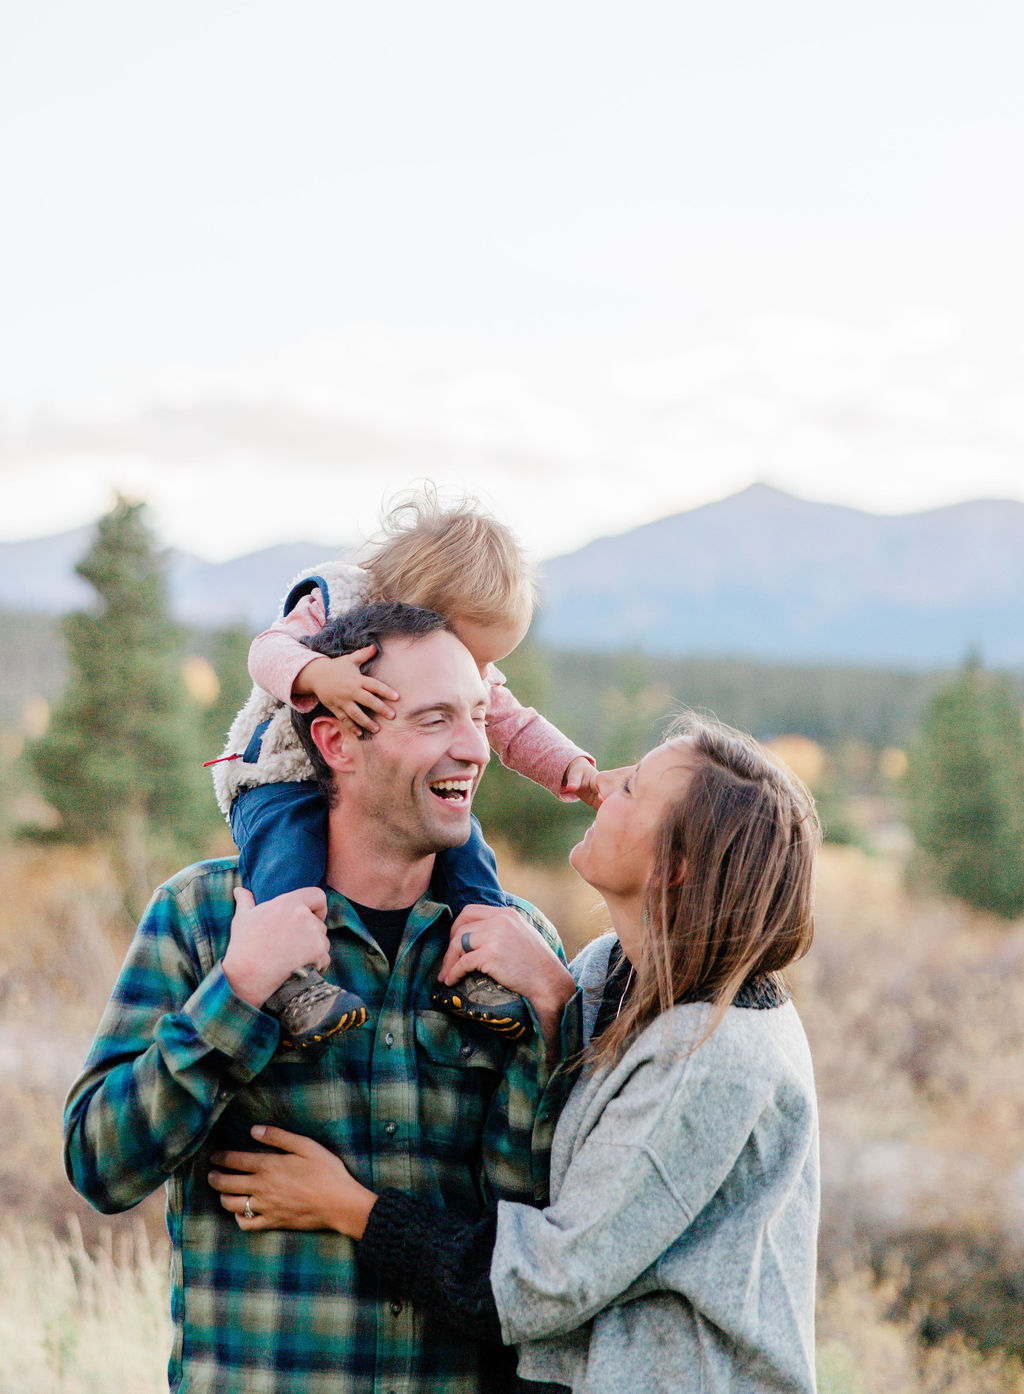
left=208, top=1125, right=377, bottom=1239
left=438, top=906, right=576, bottom=1053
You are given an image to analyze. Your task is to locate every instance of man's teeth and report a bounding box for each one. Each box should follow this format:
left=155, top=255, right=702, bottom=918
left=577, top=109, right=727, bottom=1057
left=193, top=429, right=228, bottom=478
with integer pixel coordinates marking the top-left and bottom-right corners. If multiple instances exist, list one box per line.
left=430, top=779, right=472, bottom=800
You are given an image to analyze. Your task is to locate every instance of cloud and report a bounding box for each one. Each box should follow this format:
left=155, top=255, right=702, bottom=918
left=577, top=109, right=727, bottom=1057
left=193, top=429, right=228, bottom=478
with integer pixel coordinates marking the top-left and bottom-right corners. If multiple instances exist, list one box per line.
left=2, top=309, right=1023, bottom=561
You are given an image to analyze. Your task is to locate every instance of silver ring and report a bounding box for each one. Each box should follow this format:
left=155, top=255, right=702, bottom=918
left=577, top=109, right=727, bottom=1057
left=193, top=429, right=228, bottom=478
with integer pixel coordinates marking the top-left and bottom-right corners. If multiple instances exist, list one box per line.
left=461, top=931, right=472, bottom=954
left=243, top=1197, right=255, bottom=1220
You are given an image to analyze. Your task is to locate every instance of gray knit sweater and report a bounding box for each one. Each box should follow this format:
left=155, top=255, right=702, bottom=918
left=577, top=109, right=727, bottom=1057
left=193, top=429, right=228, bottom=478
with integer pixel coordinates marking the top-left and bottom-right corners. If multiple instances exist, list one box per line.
left=490, top=933, right=820, bottom=1394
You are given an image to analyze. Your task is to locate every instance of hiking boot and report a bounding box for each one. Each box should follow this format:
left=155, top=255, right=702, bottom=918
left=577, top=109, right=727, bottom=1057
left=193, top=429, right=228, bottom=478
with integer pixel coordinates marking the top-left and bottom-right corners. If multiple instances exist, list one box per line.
left=265, top=966, right=368, bottom=1051
left=431, top=971, right=531, bottom=1040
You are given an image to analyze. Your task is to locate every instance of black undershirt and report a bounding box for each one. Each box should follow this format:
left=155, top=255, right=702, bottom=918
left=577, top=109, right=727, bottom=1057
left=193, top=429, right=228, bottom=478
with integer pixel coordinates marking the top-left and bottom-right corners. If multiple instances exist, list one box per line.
left=345, top=899, right=414, bottom=972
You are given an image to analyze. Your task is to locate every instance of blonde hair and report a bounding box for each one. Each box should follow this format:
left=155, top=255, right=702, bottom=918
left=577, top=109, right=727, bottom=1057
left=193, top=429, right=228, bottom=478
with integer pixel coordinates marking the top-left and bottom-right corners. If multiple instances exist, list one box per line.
left=593, top=712, right=820, bottom=1068
left=361, top=486, right=536, bottom=627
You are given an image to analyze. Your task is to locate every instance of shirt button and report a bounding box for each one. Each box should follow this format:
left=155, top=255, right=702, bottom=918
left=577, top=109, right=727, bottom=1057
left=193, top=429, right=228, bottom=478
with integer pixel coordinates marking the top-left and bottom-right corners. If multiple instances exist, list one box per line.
left=384, top=1032, right=395, bottom=1047
left=390, top=1301, right=403, bottom=1316
left=459, top=1042, right=474, bottom=1058
left=383, top=1121, right=397, bottom=1136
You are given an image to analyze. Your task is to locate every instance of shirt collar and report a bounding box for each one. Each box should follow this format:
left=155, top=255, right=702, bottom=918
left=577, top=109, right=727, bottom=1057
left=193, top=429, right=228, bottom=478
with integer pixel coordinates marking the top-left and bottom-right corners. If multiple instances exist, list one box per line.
left=324, top=887, right=450, bottom=942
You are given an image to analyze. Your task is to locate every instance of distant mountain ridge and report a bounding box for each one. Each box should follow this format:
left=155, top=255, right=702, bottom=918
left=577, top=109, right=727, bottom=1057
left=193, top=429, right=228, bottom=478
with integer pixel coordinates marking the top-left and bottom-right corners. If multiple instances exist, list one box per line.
left=0, top=534, right=352, bottom=630
left=537, top=485, right=1024, bottom=667
left=2, top=485, right=1022, bottom=667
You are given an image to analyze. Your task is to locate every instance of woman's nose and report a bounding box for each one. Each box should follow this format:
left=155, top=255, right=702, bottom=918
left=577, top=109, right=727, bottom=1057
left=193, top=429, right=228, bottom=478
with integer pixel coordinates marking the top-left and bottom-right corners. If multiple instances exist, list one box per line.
left=595, top=769, right=616, bottom=803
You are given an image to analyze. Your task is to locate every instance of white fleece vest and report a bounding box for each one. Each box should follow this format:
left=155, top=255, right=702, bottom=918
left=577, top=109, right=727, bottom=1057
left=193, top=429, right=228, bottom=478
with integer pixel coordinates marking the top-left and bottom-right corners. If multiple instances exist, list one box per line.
left=211, top=561, right=370, bottom=816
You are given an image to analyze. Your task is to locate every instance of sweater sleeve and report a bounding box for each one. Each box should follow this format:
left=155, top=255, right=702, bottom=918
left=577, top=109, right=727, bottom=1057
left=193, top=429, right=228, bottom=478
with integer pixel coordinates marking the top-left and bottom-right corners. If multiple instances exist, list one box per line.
left=359, top=1189, right=503, bottom=1342
left=248, top=590, right=327, bottom=709
left=485, top=677, right=593, bottom=800
left=489, top=1035, right=774, bottom=1345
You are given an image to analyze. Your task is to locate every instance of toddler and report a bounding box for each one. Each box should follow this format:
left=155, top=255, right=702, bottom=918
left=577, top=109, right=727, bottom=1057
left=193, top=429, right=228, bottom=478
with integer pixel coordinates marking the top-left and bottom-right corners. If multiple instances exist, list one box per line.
left=210, top=491, right=599, bottom=1052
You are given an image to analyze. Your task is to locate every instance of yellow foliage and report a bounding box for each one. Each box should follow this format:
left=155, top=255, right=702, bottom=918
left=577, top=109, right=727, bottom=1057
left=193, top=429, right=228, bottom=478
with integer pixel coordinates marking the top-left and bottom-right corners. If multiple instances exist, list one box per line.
left=180, top=654, right=220, bottom=707
left=22, top=694, right=50, bottom=738
left=765, top=733, right=828, bottom=785
left=879, top=745, right=909, bottom=781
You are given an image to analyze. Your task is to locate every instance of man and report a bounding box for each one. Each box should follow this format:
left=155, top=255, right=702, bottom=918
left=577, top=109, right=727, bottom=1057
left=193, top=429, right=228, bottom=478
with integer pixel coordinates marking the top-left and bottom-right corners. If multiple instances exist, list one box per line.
left=64, top=602, right=565, bottom=1394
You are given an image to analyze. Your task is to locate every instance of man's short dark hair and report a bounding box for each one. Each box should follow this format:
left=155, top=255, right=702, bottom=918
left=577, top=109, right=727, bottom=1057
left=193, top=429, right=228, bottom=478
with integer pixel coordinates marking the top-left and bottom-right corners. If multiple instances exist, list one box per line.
left=291, top=601, right=451, bottom=801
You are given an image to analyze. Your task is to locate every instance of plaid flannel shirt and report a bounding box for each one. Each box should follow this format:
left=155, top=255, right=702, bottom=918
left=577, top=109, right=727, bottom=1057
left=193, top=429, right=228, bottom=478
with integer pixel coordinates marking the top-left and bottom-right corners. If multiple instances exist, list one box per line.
left=64, top=858, right=568, bottom=1394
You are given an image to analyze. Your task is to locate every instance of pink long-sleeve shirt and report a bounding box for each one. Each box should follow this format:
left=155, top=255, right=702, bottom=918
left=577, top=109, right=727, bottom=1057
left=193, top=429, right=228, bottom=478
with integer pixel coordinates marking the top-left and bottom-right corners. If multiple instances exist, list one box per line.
left=249, top=592, right=592, bottom=800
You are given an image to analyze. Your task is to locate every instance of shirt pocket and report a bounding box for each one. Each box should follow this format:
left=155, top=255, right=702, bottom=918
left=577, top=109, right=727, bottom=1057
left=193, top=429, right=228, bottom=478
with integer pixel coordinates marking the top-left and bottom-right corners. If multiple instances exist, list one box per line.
left=413, top=1010, right=508, bottom=1157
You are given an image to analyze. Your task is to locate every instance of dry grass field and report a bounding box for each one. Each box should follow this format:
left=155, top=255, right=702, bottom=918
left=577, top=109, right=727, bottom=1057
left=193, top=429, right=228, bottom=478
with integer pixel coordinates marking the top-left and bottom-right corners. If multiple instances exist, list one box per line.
left=3, top=839, right=1024, bottom=1388
left=0, top=1220, right=170, bottom=1393
left=3, top=1219, right=1021, bottom=1394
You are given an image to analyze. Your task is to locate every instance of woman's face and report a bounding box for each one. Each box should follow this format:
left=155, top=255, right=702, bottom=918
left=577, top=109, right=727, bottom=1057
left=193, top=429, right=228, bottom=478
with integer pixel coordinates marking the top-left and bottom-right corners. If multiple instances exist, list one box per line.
left=569, top=739, right=696, bottom=948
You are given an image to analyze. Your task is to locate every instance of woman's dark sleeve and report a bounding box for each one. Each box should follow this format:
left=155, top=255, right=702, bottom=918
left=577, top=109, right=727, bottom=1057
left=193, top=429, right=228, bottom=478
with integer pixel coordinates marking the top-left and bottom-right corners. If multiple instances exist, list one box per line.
left=358, top=1188, right=503, bottom=1342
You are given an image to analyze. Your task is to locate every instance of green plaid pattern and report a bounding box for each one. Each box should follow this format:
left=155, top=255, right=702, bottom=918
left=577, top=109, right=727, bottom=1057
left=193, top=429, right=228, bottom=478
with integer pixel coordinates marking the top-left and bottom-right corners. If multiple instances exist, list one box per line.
left=64, top=858, right=565, bottom=1393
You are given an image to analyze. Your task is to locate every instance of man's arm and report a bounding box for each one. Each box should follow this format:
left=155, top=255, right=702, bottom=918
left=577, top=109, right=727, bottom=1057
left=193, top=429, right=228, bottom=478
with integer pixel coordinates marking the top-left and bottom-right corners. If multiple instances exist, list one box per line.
left=471, top=901, right=583, bottom=1208
left=63, top=870, right=327, bottom=1213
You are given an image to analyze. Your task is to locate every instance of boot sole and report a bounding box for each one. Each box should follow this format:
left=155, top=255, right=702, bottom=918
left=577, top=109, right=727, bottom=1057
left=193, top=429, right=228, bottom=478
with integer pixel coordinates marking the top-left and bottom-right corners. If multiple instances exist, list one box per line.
left=431, top=983, right=529, bottom=1040
left=280, top=1000, right=369, bottom=1051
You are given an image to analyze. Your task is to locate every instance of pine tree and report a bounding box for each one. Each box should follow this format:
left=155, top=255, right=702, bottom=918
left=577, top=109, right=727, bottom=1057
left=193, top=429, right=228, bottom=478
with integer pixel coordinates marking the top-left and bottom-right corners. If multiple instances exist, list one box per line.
left=905, top=659, right=1024, bottom=919
left=29, top=497, right=209, bottom=891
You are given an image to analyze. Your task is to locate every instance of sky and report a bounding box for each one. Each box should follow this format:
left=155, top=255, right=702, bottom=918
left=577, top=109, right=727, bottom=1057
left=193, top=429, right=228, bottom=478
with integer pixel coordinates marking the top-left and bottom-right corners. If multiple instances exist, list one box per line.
left=2, top=0, right=1023, bottom=562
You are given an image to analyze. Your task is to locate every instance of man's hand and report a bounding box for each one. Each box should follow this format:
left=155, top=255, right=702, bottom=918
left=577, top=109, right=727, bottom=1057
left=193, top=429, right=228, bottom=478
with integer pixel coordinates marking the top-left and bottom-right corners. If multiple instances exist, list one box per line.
left=297, top=646, right=399, bottom=733
left=562, top=756, right=601, bottom=809
left=438, top=905, right=576, bottom=1054
left=223, top=887, right=331, bottom=1009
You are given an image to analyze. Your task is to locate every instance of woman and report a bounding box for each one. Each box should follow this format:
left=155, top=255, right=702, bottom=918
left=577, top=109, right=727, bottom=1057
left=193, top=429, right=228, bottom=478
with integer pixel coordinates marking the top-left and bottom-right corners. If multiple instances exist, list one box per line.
left=210, top=714, right=821, bottom=1393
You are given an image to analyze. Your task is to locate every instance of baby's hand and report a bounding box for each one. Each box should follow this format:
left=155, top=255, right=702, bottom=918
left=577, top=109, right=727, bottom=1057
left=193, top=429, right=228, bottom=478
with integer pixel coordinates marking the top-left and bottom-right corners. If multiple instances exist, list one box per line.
left=562, top=756, right=601, bottom=808
left=305, top=646, right=399, bottom=733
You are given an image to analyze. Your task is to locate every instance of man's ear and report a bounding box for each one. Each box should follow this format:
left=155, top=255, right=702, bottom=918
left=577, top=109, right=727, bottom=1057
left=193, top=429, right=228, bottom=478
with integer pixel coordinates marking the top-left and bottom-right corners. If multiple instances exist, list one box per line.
left=309, top=715, right=361, bottom=774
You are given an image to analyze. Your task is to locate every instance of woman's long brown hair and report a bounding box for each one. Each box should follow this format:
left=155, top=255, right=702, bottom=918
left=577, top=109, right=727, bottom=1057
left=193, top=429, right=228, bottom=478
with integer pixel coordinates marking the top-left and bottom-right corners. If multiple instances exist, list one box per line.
left=591, top=712, right=821, bottom=1068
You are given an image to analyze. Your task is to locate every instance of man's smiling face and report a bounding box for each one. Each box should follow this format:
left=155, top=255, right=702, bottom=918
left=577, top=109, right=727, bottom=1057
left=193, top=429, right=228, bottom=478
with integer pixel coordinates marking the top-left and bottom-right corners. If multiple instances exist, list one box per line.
left=349, top=630, right=491, bottom=858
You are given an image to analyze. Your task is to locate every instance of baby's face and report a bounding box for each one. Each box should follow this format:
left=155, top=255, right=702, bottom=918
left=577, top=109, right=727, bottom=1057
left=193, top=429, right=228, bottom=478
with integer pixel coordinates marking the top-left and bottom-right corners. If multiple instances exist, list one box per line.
left=449, top=614, right=531, bottom=675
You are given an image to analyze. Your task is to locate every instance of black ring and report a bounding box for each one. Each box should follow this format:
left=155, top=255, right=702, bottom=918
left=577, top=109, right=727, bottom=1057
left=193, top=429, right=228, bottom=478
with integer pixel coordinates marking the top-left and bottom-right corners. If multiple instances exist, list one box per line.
left=461, top=931, right=473, bottom=954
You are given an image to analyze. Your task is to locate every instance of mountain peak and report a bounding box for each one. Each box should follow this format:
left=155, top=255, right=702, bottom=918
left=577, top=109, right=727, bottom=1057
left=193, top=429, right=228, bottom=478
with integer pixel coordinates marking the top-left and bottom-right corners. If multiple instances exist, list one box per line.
left=537, top=488, right=1024, bottom=667
left=731, top=481, right=795, bottom=502
left=2, top=491, right=1022, bottom=667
